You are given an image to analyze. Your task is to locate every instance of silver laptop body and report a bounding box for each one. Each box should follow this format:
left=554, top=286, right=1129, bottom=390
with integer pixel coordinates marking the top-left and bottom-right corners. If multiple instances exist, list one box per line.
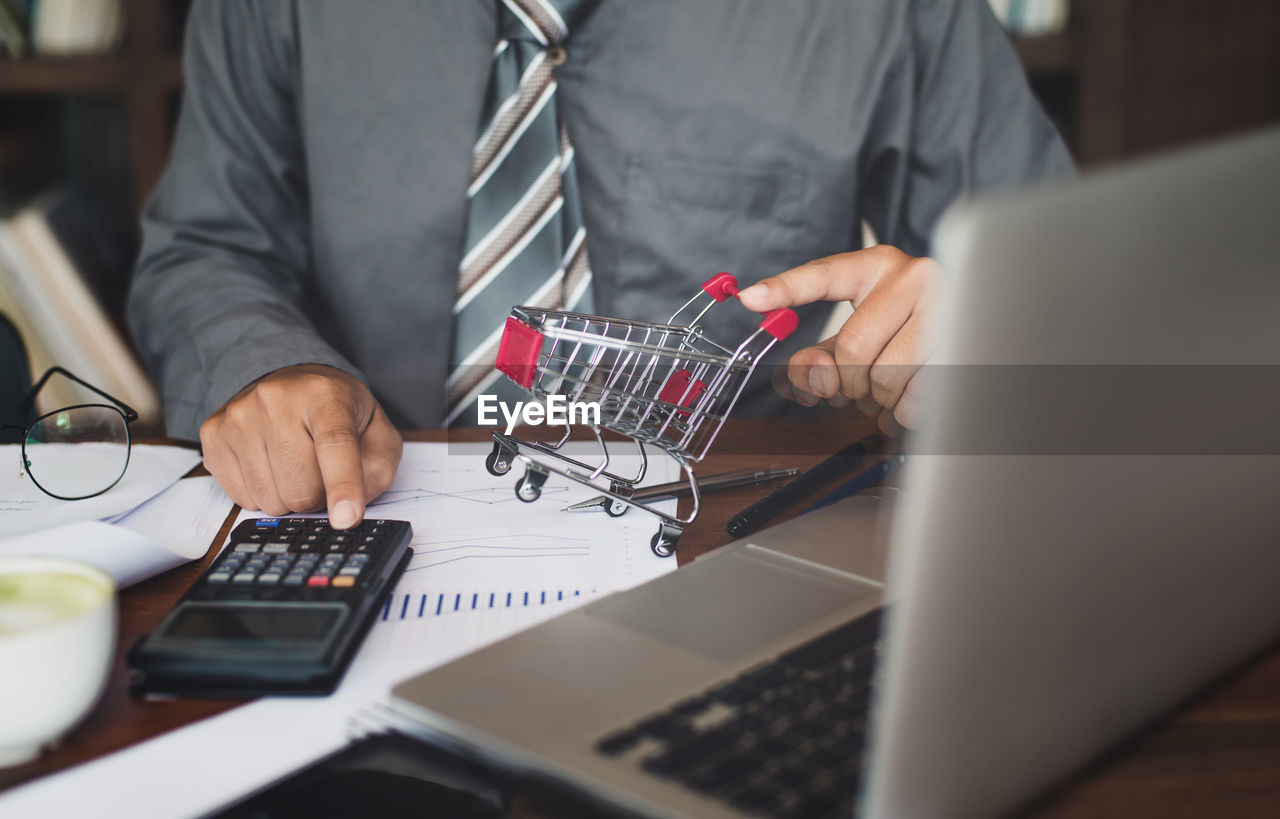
left=393, top=128, right=1280, bottom=818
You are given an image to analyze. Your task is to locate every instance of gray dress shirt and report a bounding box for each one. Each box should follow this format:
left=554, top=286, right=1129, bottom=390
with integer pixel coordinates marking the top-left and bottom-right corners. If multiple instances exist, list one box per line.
left=129, top=0, right=1073, bottom=439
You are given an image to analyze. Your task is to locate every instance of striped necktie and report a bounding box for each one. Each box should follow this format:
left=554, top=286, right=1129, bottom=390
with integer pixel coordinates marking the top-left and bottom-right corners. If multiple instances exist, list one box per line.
left=445, top=0, right=597, bottom=426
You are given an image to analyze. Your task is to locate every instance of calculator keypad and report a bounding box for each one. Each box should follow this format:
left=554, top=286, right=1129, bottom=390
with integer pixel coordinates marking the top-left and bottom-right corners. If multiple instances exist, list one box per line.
left=199, top=517, right=402, bottom=601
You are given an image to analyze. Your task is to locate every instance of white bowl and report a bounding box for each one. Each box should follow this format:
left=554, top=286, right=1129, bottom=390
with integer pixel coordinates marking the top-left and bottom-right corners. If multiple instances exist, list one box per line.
left=0, top=556, right=116, bottom=767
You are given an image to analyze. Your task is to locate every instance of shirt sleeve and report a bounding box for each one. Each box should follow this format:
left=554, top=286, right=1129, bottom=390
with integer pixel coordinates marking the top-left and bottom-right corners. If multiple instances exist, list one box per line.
left=857, top=0, right=1076, bottom=256
left=127, top=0, right=362, bottom=440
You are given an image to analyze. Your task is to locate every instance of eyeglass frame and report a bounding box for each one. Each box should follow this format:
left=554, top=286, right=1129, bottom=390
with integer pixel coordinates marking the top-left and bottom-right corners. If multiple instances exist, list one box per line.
left=0, top=366, right=139, bottom=500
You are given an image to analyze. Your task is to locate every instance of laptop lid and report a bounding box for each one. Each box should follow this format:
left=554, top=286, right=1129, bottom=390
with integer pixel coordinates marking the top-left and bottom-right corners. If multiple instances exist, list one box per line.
left=864, top=128, right=1280, bottom=818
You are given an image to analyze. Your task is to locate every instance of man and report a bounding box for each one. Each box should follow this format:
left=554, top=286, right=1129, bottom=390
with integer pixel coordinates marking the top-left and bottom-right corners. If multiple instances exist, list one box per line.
left=129, top=0, right=1072, bottom=529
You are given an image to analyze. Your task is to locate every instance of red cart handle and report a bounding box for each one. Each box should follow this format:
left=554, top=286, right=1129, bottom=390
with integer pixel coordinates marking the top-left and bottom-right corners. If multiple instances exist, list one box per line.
left=700, top=272, right=740, bottom=302
left=699, top=272, right=797, bottom=340
left=759, top=308, right=798, bottom=341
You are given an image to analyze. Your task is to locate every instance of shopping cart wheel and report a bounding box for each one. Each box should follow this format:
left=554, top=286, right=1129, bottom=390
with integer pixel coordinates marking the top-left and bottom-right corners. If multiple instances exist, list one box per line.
left=649, top=524, right=681, bottom=558
left=485, top=442, right=514, bottom=476
left=515, top=469, right=548, bottom=503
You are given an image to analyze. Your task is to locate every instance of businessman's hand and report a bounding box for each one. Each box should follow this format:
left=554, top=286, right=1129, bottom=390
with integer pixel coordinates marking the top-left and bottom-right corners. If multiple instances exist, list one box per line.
left=199, top=365, right=403, bottom=529
left=738, top=245, right=938, bottom=434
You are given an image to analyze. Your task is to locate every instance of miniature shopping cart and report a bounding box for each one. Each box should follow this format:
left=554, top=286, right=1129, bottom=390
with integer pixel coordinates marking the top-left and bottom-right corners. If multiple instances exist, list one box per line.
left=483, top=273, right=797, bottom=557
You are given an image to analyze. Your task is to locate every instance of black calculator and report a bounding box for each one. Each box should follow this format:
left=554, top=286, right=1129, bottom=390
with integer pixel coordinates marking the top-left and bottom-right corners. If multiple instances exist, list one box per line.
left=128, top=516, right=412, bottom=697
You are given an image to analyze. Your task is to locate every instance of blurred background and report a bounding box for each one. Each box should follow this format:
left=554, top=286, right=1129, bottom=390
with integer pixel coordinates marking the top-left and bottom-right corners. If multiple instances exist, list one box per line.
left=1, top=0, right=1278, bottom=430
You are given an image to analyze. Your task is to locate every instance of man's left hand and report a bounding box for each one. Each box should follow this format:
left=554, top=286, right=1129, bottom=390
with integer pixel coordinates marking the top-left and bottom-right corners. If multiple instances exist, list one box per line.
left=738, top=245, right=939, bottom=434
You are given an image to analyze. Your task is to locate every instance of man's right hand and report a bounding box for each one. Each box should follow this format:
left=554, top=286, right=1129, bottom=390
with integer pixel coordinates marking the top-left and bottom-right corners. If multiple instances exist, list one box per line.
left=199, top=365, right=404, bottom=530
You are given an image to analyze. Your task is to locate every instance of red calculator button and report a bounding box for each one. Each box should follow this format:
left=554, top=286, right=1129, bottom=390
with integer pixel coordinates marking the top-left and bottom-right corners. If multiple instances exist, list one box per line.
left=306, top=576, right=330, bottom=587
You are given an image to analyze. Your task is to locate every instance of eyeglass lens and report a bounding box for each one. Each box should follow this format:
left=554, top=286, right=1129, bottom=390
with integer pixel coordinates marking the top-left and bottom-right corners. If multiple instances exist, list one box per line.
left=23, top=406, right=130, bottom=499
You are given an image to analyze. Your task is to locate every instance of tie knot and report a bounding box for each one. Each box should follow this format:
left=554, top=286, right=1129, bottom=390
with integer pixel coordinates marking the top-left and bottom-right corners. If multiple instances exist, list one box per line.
left=502, top=0, right=597, bottom=46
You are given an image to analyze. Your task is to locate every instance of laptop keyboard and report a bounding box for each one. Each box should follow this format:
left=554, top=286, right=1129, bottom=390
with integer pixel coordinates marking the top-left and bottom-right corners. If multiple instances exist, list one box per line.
left=594, top=614, right=880, bottom=819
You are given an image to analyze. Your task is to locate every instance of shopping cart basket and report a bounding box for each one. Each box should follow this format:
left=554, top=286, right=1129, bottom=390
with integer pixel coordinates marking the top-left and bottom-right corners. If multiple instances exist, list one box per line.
left=483, top=273, right=798, bottom=557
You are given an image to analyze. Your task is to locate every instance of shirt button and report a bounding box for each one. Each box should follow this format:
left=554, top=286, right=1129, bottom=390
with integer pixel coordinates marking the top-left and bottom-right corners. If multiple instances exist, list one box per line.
left=546, top=45, right=568, bottom=66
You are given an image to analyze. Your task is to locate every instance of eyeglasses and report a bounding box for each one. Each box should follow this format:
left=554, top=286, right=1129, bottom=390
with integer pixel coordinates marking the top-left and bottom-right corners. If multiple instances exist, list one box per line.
left=1, top=367, right=138, bottom=500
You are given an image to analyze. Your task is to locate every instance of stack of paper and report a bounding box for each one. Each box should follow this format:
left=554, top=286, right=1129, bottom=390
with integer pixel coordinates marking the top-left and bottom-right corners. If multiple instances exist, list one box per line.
left=0, top=441, right=682, bottom=817
left=0, top=445, right=231, bottom=588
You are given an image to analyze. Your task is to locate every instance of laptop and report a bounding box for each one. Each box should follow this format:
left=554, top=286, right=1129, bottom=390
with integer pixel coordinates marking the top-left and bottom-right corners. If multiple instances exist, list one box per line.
left=390, top=127, right=1280, bottom=818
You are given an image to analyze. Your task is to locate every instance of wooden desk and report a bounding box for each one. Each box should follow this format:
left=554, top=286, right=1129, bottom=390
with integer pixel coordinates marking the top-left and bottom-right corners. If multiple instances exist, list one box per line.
left=3, top=417, right=1279, bottom=817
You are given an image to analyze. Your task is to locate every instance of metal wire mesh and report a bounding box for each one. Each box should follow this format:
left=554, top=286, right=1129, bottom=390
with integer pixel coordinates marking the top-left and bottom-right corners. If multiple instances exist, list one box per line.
left=512, top=306, right=753, bottom=463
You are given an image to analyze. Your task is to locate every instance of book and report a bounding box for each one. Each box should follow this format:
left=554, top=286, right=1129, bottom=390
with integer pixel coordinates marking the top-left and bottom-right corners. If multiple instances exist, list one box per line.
left=990, top=0, right=1070, bottom=35
left=0, top=188, right=159, bottom=421
left=31, top=0, right=123, bottom=55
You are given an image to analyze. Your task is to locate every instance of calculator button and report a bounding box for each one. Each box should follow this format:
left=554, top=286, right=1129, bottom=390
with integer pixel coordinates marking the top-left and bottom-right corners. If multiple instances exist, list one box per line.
left=233, top=543, right=260, bottom=553
left=257, top=573, right=282, bottom=584
left=255, top=518, right=281, bottom=527
left=262, top=543, right=291, bottom=554
left=331, top=576, right=356, bottom=588
left=307, top=576, right=330, bottom=587
left=346, top=554, right=370, bottom=564
left=338, top=567, right=361, bottom=576
left=207, top=572, right=232, bottom=584
left=232, top=573, right=257, bottom=583
left=330, top=534, right=351, bottom=544
left=282, top=575, right=306, bottom=586
left=327, top=543, right=345, bottom=552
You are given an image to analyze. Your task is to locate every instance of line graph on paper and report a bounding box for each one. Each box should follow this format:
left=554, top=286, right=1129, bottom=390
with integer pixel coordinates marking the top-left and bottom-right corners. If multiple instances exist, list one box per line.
left=368, top=484, right=571, bottom=509
left=358, top=443, right=681, bottom=591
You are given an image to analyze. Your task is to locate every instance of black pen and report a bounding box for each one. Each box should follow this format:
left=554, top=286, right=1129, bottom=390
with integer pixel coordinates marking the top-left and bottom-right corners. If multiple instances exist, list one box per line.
left=725, top=435, right=878, bottom=538
left=802, top=452, right=907, bottom=514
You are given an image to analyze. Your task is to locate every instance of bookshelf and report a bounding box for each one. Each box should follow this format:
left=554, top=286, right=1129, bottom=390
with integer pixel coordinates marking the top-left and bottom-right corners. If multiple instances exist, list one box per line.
left=0, top=0, right=185, bottom=211
left=1012, top=0, right=1280, bottom=167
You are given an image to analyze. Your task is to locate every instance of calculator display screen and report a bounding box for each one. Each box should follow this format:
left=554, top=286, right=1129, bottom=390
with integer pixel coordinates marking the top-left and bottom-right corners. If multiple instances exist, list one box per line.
left=163, top=604, right=342, bottom=646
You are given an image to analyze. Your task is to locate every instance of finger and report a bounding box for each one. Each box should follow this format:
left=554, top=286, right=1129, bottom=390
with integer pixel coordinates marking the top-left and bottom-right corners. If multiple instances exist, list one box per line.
left=235, top=437, right=289, bottom=516
left=358, top=407, right=403, bottom=504
left=199, top=421, right=252, bottom=510
left=737, top=246, right=901, bottom=311
left=894, top=367, right=929, bottom=430
left=307, top=399, right=367, bottom=529
left=877, top=407, right=903, bottom=439
left=263, top=422, right=326, bottom=513
left=854, top=394, right=881, bottom=419
left=824, top=391, right=853, bottom=410
left=770, top=365, right=816, bottom=408
left=787, top=345, right=835, bottom=406
left=830, top=270, right=918, bottom=400
left=215, top=399, right=290, bottom=514
left=868, top=312, right=925, bottom=412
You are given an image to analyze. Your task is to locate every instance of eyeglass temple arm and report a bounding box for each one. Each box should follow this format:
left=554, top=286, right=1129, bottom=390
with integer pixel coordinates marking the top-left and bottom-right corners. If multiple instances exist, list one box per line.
left=21, top=366, right=139, bottom=423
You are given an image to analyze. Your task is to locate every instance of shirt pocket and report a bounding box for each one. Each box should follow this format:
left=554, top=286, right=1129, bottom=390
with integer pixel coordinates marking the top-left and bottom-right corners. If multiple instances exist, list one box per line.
left=612, top=155, right=810, bottom=348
